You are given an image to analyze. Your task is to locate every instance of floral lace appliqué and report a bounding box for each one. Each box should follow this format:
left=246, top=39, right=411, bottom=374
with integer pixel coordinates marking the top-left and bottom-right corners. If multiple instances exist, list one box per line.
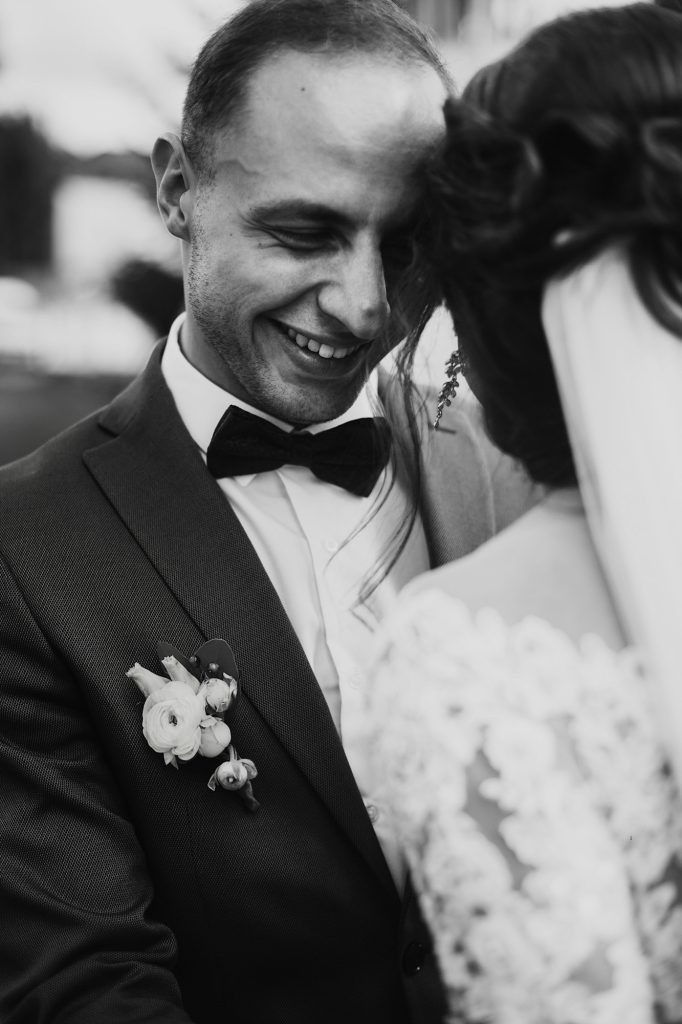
left=369, top=590, right=682, bottom=1024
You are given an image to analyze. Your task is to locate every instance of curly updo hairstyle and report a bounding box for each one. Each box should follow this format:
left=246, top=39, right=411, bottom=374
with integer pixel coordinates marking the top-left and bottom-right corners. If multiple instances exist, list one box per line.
left=419, top=1, right=682, bottom=486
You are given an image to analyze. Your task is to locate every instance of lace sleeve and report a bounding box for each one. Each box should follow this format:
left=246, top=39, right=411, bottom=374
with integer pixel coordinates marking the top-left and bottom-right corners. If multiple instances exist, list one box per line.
left=368, top=590, right=682, bottom=1024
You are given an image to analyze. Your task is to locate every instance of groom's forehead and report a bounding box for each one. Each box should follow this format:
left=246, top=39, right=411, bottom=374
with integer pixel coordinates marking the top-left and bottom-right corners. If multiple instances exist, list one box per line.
left=218, top=47, right=447, bottom=171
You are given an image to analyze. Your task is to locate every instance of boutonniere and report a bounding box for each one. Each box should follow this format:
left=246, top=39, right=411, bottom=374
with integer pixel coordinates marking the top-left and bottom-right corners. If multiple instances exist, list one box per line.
left=127, top=638, right=259, bottom=811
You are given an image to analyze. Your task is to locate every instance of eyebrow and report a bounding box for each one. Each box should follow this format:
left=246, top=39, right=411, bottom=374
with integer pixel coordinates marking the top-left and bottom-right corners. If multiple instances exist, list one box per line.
left=248, top=200, right=352, bottom=227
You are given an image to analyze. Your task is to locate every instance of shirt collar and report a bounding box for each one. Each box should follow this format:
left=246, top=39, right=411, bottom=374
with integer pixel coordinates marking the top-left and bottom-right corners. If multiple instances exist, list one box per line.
left=161, top=312, right=380, bottom=483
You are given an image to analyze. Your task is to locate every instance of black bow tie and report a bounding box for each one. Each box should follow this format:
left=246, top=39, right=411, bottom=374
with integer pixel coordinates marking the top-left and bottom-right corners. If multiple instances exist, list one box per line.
left=206, top=406, right=391, bottom=497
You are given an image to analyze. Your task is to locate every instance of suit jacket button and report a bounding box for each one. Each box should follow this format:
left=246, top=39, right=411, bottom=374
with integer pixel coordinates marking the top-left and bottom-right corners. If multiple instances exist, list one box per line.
left=402, top=940, right=426, bottom=976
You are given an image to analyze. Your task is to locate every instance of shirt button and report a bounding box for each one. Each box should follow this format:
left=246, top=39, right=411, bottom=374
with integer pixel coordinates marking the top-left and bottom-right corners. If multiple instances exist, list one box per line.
left=324, top=539, right=340, bottom=553
left=365, top=802, right=379, bottom=823
left=402, top=941, right=426, bottom=976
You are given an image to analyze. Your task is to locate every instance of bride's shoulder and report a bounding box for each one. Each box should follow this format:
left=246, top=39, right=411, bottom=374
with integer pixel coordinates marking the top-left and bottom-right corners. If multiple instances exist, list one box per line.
left=404, top=489, right=626, bottom=652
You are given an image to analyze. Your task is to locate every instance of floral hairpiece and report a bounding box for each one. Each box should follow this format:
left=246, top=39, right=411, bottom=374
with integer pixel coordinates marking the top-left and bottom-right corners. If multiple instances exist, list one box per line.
left=127, top=638, right=259, bottom=811
left=434, top=350, right=463, bottom=428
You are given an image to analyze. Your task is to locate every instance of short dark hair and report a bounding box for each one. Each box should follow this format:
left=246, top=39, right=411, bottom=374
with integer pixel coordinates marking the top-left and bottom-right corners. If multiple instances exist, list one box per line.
left=416, top=2, right=682, bottom=487
left=181, top=0, right=451, bottom=175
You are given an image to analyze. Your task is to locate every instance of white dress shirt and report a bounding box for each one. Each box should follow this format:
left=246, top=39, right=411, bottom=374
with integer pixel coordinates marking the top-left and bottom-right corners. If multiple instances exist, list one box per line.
left=161, top=314, right=429, bottom=889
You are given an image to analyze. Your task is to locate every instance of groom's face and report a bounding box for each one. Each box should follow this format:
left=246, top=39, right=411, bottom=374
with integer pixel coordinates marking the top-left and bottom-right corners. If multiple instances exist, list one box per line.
left=180, top=49, right=447, bottom=425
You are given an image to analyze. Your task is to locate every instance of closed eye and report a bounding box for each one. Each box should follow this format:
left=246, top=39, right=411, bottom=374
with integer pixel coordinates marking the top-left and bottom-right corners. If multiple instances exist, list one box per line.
left=266, top=227, right=338, bottom=253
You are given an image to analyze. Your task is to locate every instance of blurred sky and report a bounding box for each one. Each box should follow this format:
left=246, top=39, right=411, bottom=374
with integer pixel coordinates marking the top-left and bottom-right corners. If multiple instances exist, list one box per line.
left=0, top=0, right=246, bottom=154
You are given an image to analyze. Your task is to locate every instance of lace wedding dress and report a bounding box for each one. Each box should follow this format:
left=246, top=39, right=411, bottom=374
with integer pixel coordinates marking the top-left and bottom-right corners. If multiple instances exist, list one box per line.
left=369, top=588, right=682, bottom=1024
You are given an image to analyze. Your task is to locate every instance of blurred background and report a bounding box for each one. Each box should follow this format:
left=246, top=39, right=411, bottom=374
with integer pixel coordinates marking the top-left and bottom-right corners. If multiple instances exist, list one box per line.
left=0, top=0, right=631, bottom=463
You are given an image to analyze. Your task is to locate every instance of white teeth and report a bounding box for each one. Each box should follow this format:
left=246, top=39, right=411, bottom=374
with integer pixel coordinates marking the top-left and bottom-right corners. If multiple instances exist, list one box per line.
left=284, top=325, right=357, bottom=360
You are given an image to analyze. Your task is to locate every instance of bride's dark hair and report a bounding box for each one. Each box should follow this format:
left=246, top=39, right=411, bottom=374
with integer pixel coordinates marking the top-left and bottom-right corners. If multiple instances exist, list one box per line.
left=410, top=2, right=682, bottom=486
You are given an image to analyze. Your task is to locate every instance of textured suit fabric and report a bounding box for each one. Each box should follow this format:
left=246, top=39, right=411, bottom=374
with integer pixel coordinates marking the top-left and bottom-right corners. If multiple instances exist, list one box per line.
left=0, top=343, right=523, bottom=1023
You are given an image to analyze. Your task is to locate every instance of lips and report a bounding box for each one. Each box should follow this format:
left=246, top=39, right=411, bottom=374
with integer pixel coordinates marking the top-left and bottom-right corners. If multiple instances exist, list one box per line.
left=273, top=320, right=363, bottom=361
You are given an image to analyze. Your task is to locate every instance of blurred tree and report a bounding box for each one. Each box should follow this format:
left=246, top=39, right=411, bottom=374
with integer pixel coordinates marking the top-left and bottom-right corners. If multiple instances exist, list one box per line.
left=0, top=115, right=59, bottom=275
left=111, top=258, right=184, bottom=338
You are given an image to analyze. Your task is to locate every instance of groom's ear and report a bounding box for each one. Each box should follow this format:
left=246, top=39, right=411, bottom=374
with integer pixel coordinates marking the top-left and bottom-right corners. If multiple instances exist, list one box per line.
left=151, top=132, right=195, bottom=243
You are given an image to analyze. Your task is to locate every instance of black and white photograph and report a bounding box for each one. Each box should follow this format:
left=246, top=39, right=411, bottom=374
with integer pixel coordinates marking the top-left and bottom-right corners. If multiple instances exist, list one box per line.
left=1, top=1, right=681, bottom=1022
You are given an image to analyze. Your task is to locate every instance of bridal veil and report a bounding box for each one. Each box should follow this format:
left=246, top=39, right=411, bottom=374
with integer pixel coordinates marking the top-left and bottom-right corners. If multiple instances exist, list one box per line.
left=543, top=247, right=682, bottom=786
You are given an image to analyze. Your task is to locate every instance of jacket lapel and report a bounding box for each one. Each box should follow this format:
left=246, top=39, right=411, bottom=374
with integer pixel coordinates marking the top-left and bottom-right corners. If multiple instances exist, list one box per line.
left=84, top=344, right=397, bottom=901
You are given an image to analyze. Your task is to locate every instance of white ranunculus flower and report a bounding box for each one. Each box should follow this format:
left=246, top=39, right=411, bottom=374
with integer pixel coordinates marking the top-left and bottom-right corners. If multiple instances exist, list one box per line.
left=142, top=681, right=204, bottom=763
left=198, top=718, right=232, bottom=758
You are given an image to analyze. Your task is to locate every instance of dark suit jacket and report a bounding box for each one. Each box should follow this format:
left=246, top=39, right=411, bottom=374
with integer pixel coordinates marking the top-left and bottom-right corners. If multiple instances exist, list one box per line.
left=0, top=344, right=535, bottom=1023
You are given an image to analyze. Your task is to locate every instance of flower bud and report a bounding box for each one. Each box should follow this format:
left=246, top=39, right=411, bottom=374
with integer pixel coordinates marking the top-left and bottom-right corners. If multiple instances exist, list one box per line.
left=198, top=718, right=232, bottom=758
left=201, top=676, right=238, bottom=714
left=208, top=754, right=257, bottom=791
left=126, top=662, right=168, bottom=698
left=161, top=655, right=201, bottom=694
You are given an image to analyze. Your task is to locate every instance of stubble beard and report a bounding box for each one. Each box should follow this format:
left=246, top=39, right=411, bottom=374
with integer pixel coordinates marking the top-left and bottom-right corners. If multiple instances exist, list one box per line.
left=187, top=239, right=388, bottom=423
left=187, top=294, right=372, bottom=426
